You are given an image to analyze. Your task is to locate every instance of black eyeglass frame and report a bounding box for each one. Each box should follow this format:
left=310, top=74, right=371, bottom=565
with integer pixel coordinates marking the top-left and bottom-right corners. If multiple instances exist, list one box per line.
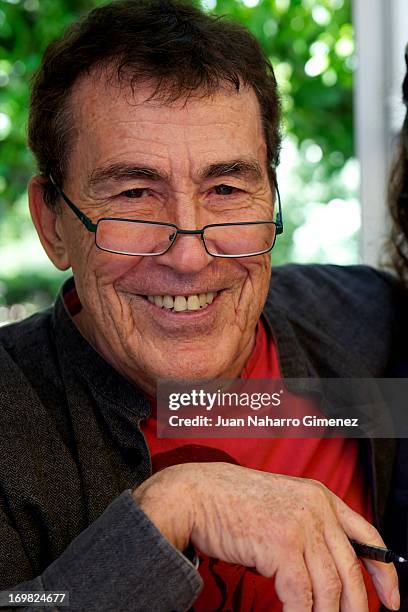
left=49, top=174, right=284, bottom=258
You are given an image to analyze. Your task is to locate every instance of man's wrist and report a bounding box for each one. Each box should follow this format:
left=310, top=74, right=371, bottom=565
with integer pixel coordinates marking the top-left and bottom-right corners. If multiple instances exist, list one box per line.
left=132, top=466, right=194, bottom=552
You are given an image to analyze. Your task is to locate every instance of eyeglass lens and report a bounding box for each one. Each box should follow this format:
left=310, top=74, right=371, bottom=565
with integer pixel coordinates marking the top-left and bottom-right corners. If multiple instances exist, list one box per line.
left=96, top=219, right=277, bottom=257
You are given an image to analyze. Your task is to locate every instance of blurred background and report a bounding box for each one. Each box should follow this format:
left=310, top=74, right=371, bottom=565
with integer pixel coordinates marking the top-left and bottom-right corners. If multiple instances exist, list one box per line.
left=0, top=0, right=407, bottom=325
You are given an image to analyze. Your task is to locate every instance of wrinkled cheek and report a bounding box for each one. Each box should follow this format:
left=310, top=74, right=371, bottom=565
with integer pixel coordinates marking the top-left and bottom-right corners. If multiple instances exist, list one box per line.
left=244, top=254, right=271, bottom=290
left=237, top=257, right=271, bottom=323
left=95, top=254, right=136, bottom=281
left=78, top=251, right=145, bottom=327
left=69, top=234, right=95, bottom=276
left=254, top=254, right=272, bottom=291
left=68, top=238, right=119, bottom=305
left=84, top=249, right=143, bottom=287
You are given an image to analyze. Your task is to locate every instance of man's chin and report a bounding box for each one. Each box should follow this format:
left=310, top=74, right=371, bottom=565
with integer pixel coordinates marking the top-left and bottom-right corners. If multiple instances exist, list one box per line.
left=144, top=352, right=231, bottom=384
left=154, top=365, right=224, bottom=383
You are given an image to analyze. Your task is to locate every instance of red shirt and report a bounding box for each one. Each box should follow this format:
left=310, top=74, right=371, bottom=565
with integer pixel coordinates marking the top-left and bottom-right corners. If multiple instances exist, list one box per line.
left=141, top=319, right=380, bottom=611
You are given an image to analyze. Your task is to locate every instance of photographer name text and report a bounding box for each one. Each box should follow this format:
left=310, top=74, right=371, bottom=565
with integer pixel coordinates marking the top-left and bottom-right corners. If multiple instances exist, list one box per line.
left=167, top=415, right=359, bottom=428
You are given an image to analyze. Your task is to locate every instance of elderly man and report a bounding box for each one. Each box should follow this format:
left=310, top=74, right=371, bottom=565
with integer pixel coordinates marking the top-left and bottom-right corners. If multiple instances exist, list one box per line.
left=0, top=0, right=402, bottom=610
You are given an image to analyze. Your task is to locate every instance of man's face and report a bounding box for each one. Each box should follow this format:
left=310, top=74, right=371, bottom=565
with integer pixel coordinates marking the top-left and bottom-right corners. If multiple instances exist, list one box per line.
left=51, top=73, right=275, bottom=391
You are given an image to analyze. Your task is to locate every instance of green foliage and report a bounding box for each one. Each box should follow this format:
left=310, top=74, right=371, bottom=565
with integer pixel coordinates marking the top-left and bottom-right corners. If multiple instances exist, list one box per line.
left=0, top=269, right=67, bottom=306
left=0, top=0, right=353, bottom=309
left=0, top=0, right=106, bottom=213
left=214, top=0, right=353, bottom=171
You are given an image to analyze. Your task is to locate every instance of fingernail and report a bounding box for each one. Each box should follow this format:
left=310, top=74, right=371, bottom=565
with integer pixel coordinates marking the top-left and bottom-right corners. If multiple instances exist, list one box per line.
left=391, top=587, right=400, bottom=610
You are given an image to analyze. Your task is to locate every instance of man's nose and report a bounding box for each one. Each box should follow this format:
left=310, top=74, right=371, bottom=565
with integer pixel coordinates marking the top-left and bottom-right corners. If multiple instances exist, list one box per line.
left=157, top=230, right=213, bottom=274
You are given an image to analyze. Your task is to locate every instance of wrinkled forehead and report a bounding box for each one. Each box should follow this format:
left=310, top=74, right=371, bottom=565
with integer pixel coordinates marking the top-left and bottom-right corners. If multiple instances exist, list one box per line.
left=72, top=63, right=264, bottom=120
left=66, top=67, right=268, bottom=181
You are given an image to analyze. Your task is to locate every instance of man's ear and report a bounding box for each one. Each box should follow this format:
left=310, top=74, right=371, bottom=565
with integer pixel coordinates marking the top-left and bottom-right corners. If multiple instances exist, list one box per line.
left=28, top=176, right=71, bottom=271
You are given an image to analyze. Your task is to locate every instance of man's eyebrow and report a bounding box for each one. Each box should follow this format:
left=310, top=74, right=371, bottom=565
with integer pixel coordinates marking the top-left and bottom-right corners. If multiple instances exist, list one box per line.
left=89, top=163, right=169, bottom=187
left=200, top=159, right=264, bottom=181
left=88, top=160, right=263, bottom=188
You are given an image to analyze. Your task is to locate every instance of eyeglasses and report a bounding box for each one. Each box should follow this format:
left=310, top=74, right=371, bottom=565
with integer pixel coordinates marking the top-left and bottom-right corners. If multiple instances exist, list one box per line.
left=49, top=175, right=283, bottom=258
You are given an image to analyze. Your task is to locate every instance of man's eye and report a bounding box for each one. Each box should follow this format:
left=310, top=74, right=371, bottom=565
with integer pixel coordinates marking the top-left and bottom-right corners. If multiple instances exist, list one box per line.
left=121, top=188, right=146, bottom=198
left=214, top=184, right=237, bottom=196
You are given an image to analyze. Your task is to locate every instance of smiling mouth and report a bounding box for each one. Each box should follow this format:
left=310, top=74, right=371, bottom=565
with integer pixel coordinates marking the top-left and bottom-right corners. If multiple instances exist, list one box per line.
left=142, top=291, right=219, bottom=312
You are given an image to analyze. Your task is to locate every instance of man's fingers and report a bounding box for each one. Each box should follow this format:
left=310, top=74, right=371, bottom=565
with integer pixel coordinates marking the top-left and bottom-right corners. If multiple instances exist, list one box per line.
left=334, top=495, right=400, bottom=610
left=366, top=566, right=400, bottom=612
left=324, top=523, right=369, bottom=611
left=359, top=554, right=399, bottom=610
left=274, top=554, right=313, bottom=612
left=304, top=535, right=342, bottom=612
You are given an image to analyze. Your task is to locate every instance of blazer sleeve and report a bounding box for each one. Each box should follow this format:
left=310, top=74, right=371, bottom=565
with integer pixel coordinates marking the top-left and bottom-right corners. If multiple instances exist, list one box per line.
left=0, top=490, right=203, bottom=612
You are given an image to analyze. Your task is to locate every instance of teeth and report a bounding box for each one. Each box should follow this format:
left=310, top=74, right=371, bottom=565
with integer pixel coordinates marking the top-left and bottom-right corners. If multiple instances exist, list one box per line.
left=174, top=296, right=187, bottom=311
left=163, top=295, right=174, bottom=309
left=187, top=295, right=200, bottom=310
left=198, top=293, right=207, bottom=306
left=146, top=291, right=218, bottom=311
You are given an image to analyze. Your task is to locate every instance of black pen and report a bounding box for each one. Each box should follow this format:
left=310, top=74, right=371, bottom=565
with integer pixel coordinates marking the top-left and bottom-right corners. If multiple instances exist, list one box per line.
left=350, top=539, right=407, bottom=563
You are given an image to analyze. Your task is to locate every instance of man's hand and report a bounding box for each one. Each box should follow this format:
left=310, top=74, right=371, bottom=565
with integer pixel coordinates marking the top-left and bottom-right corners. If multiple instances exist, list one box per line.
left=133, top=462, right=399, bottom=611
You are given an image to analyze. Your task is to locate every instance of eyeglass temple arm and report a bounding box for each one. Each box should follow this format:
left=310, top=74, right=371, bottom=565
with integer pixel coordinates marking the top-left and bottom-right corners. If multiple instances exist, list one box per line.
left=49, top=174, right=97, bottom=233
left=273, top=176, right=284, bottom=235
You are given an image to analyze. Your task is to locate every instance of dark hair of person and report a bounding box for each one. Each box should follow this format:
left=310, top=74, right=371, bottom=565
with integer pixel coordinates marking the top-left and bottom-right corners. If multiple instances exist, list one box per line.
left=388, top=48, right=408, bottom=286
left=28, top=0, right=281, bottom=208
